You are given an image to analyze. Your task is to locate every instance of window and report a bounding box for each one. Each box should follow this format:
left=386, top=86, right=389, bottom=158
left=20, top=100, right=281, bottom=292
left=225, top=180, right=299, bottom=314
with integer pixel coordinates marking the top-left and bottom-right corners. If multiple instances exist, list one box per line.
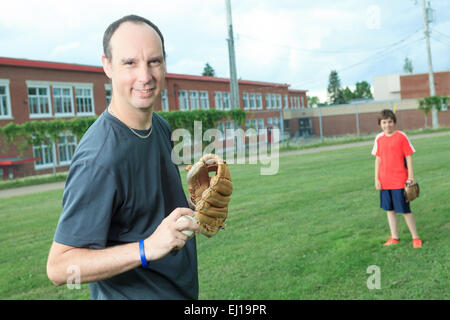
left=276, top=94, right=282, bottom=109
left=258, top=119, right=265, bottom=129
left=265, top=94, right=272, bottom=109
left=223, top=92, right=230, bottom=110
left=273, top=117, right=280, bottom=128
left=75, top=87, right=94, bottom=115
left=28, top=86, right=52, bottom=118
left=249, top=93, right=256, bottom=110
left=217, top=122, right=225, bottom=136
left=161, top=89, right=169, bottom=111
left=58, top=133, right=77, bottom=165
left=0, top=80, right=12, bottom=119
left=214, top=92, right=223, bottom=110
left=200, top=91, right=209, bottom=110
left=284, top=94, right=289, bottom=109
left=53, top=87, right=74, bottom=116
left=243, top=93, right=249, bottom=110
left=190, top=91, right=199, bottom=110
left=256, top=93, right=263, bottom=110
left=178, top=90, right=189, bottom=111
left=225, top=121, right=234, bottom=138
left=33, top=141, right=55, bottom=169
left=105, top=84, right=112, bottom=106
left=301, top=96, right=305, bottom=108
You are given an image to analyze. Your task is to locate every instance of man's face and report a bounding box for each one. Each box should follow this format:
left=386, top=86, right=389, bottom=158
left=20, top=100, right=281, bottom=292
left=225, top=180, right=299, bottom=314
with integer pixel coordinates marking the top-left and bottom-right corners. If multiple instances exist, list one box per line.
left=103, top=22, right=165, bottom=112
left=380, top=118, right=395, bottom=135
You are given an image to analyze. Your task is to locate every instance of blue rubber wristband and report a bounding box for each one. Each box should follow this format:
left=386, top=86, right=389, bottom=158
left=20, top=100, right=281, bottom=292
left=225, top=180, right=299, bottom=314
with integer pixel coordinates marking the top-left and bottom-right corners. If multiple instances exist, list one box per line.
left=139, top=240, right=149, bottom=268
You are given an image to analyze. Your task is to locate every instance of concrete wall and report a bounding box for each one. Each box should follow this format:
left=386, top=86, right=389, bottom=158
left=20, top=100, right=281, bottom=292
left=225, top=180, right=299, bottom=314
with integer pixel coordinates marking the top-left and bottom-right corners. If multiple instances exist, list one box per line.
left=283, top=99, right=450, bottom=137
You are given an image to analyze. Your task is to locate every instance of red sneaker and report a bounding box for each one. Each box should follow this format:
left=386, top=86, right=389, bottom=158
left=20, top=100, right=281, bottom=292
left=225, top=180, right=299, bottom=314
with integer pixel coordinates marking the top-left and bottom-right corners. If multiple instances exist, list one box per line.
left=413, top=238, right=423, bottom=248
left=384, top=237, right=400, bottom=246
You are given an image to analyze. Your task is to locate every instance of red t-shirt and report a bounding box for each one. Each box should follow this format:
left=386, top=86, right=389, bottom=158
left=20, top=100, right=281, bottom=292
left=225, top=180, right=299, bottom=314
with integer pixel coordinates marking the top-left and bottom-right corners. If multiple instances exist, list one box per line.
left=371, top=130, right=415, bottom=189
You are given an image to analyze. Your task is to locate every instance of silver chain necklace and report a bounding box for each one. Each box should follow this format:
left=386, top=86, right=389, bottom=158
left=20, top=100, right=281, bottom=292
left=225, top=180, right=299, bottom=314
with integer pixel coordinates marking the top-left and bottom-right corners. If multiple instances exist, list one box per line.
left=108, top=106, right=153, bottom=139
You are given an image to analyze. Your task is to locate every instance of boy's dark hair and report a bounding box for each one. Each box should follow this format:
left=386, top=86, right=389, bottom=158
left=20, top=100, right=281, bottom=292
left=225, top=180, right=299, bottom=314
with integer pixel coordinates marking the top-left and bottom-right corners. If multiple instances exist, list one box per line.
left=378, top=109, right=397, bottom=125
left=103, top=15, right=166, bottom=62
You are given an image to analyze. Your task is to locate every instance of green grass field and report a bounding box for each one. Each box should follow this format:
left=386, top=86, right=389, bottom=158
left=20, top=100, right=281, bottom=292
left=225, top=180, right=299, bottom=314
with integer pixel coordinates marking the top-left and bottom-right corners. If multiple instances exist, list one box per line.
left=0, top=135, right=449, bottom=299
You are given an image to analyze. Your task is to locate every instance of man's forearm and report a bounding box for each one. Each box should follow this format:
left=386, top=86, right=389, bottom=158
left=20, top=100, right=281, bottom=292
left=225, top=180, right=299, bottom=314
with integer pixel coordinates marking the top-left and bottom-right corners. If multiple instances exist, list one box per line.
left=47, top=241, right=141, bottom=286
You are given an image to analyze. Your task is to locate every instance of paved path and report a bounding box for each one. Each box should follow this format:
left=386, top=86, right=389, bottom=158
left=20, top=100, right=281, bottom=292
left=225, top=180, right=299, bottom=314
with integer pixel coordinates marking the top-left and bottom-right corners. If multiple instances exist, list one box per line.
left=1, top=131, right=449, bottom=199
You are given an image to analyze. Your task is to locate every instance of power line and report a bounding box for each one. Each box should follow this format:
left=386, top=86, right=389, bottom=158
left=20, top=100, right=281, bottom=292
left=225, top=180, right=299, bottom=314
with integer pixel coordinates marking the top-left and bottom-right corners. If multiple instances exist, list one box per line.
left=235, top=28, right=423, bottom=56
left=290, top=34, right=425, bottom=89
left=430, top=34, right=450, bottom=47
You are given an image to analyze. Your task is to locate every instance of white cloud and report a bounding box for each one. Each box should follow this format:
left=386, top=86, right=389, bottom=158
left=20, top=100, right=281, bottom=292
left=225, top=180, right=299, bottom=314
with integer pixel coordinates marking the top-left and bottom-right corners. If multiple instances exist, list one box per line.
left=49, top=42, right=81, bottom=58
left=1, top=0, right=449, bottom=93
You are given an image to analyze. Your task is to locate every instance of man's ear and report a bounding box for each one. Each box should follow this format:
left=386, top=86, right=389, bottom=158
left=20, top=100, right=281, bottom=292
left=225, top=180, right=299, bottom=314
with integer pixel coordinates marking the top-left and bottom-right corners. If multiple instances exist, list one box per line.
left=102, top=55, right=113, bottom=79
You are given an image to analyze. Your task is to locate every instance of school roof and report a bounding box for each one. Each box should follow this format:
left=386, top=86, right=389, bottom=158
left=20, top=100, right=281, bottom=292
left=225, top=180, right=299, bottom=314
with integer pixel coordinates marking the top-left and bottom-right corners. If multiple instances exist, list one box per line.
left=0, top=56, right=305, bottom=91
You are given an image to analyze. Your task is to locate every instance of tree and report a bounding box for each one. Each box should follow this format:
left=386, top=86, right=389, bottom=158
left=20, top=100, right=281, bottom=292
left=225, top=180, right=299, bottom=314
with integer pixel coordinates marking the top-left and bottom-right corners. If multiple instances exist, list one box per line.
left=403, top=57, right=413, bottom=74
left=307, top=96, right=320, bottom=107
left=353, top=81, right=373, bottom=99
left=418, top=95, right=448, bottom=128
left=327, top=70, right=345, bottom=105
left=202, top=63, right=215, bottom=77
left=341, top=87, right=355, bottom=103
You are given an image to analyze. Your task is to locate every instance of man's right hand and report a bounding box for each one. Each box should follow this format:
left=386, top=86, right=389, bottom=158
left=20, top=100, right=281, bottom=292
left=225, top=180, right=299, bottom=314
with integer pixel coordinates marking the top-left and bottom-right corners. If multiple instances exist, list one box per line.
left=144, top=208, right=200, bottom=261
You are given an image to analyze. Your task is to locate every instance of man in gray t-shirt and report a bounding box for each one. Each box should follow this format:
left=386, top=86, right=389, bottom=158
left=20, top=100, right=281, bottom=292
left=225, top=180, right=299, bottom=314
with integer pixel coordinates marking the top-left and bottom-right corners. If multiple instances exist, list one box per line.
left=46, top=15, right=200, bottom=299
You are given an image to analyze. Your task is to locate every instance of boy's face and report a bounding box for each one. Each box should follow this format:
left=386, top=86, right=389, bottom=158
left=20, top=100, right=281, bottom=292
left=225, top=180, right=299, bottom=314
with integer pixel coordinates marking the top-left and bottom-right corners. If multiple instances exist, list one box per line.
left=380, top=118, right=396, bottom=135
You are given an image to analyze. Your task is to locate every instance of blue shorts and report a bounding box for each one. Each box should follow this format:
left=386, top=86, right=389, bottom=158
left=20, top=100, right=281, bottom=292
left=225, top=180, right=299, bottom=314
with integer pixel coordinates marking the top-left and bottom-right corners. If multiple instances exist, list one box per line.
left=380, top=189, right=411, bottom=214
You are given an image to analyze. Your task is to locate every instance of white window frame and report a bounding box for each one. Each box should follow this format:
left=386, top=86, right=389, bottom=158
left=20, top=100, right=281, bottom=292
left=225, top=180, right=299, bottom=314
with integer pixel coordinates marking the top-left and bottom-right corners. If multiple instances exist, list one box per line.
left=223, top=92, right=231, bottom=110
left=57, top=132, right=77, bottom=166
left=215, top=92, right=223, bottom=110
left=301, top=96, right=305, bottom=108
left=265, top=93, right=272, bottom=109
left=256, top=93, right=263, bottom=110
left=105, top=83, right=112, bottom=107
left=28, top=85, right=52, bottom=119
left=271, top=94, right=277, bottom=110
left=200, top=91, right=209, bottom=110
left=276, top=94, right=282, bottom=109
left=243, top=92, right=249, bottom=110
left=258, top=119, right=265, bottom=129
left=53, top=86, right=74, bottom=117
left=75, top=86, right=95, bottom=116
left=189, top=90, right=200, bottom=110
left=249, top=93, right=256, bottom=110
left=161, top=89, right=169, bottom=111
left=178, top=90, right=189, bottom=111
left=33, top=140, right=56, bottom=170
left=225, top=120, right=234, bottom=139
left=284, top=94, right=289, bottom=109
left=0, top=79, right=12, bottom=119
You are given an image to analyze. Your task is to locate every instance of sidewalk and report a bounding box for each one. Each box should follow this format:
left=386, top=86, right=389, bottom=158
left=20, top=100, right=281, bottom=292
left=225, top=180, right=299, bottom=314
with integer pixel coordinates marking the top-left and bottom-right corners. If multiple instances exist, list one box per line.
left=1, top=130, right=449, bottom=199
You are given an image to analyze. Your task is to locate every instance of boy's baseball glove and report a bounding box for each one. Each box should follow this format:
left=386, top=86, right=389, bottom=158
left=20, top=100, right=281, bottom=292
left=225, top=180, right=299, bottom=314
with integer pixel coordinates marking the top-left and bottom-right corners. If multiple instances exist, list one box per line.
left=186, top=154, right=233, bottom=237
left=404, top=180, right=420, bottom=203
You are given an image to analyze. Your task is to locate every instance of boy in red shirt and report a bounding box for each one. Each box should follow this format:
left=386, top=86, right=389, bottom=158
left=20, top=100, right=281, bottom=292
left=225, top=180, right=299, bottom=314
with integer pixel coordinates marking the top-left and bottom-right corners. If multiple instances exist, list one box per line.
left=372, top=109, right=423, bottom=248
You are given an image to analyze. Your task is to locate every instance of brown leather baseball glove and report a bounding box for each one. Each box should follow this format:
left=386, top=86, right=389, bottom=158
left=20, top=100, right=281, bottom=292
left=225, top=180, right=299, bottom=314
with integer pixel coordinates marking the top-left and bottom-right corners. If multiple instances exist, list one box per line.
left=185, top=154, right=233, bottom=237
left=404, top=180, right=420, bottom=203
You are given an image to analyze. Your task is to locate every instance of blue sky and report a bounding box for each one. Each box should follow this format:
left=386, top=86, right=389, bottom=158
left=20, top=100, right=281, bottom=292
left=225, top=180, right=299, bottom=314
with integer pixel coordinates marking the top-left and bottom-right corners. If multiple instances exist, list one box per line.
left=1, top=0, right=449, bottom=102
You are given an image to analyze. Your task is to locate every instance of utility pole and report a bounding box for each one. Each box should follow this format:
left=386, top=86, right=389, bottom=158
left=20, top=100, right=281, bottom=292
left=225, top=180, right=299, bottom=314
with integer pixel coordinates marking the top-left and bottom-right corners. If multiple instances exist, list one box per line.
left=422, top=0, right=438, bottom=128
left=225, top=0, right=240, bottom=110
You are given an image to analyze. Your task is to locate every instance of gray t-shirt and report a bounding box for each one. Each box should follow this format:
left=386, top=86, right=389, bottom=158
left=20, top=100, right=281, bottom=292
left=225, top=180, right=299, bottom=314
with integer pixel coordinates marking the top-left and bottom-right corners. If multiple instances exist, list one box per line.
left=54, top=110, right=198, bottom=300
